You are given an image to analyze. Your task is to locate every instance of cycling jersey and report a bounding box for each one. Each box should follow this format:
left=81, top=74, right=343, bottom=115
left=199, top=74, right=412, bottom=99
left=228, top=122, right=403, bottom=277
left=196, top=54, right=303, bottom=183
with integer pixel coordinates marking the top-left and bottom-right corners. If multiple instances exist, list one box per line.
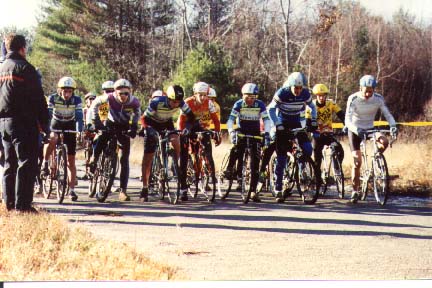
left=227, top=99, right=270, bottom=135
left=47, top=93, right=83, bottom=131
left=91, top=94, right=140, bottom=127
left=142, top=96, right=191, bottom=127
left=345, top=91, right=396, bottom=133
left=206, top=101, right=221, bottom=130
left=178, top=96, right=220, bottom=131
left=306, top=99, right=343, bottom=133
left=268, top=87, right=317, bottom=127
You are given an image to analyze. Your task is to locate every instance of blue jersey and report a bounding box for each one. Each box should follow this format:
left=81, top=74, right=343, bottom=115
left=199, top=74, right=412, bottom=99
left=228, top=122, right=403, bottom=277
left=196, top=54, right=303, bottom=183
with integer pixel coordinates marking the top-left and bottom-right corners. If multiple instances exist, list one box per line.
left=268, top=87, right=317, bottom=127
left=144, top=96, right=191, bottom=127
left=227, top=99, right=270, bottom=134
left=48, top=93, right=83, bottom=132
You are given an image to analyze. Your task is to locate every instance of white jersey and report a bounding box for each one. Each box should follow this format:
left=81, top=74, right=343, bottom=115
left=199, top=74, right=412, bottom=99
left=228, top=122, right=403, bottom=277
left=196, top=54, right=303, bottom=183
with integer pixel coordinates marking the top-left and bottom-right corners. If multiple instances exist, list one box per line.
left=345, top=91, right=396, bottom=132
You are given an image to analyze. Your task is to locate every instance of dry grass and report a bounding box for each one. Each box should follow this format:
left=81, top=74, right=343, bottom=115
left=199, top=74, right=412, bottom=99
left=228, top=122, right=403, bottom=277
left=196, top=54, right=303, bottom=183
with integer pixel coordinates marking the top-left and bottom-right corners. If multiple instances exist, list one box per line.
left=0, top=207, right=178, bottom=281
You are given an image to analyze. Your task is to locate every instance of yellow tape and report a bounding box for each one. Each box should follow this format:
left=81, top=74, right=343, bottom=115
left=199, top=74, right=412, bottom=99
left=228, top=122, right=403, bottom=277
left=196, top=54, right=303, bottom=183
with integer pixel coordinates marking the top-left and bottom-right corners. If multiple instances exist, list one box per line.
left=220, top=121, right=432, bottom=130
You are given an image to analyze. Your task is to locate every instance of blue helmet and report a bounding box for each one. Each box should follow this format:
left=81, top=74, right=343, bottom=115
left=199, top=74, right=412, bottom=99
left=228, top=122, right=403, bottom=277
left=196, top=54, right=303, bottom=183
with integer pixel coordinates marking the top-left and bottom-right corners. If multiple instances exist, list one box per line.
left=283, top=72, right=308, bottom=87
left=359, top=75, right=377, bottom=88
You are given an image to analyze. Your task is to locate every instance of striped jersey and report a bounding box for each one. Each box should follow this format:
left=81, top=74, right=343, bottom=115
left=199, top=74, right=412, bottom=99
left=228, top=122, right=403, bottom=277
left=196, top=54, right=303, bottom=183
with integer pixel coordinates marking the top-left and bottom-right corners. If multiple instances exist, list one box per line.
left=142, top=96, right=191, bottom=127
left=91, top=94, right=140, bottom=127
left=227, top=99, right=270, bottom=134
left=47, top=93, right=83, bottom=131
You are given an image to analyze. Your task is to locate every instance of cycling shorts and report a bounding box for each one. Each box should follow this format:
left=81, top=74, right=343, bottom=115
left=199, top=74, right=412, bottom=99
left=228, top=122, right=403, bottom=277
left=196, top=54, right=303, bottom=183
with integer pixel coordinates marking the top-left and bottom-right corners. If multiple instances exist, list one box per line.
left=51, top=120, right=77, bottom=155
left=143, top=122, right=174, bottom=154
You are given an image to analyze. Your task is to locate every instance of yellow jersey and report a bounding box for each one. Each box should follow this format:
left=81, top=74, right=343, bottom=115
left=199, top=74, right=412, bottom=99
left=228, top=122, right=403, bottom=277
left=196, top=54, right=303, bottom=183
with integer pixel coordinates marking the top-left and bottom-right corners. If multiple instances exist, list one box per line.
left=306, top=99, right=342, bottom=133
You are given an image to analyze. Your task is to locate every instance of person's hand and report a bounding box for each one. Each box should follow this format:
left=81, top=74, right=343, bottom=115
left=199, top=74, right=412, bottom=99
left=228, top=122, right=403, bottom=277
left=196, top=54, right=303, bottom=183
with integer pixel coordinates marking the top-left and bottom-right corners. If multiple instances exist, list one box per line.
left=264, top=132, right=270, bottom=147
left=357, top=128, right=367, bottom=139
left=229, top=131, right=237, bottom=145
left=214, top=131, right=222, bottom=146
left=342, top=126, right=348, bottom=135
left=276, top=124, right=285, bottom=131
left=390, top=126, right=398, bottom=137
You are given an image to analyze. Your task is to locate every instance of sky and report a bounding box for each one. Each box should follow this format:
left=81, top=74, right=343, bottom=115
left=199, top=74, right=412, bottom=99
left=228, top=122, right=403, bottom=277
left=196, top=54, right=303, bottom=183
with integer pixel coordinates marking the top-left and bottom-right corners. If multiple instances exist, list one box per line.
left=0, top=0, right=431, bottom=30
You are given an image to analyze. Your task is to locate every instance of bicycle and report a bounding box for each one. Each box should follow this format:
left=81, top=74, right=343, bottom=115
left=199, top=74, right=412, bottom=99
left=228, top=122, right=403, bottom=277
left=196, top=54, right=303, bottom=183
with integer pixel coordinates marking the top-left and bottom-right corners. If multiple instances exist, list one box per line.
left=268, top=127, right=320, bottom=205
left=148, top=129, right=181, bottom=204
left=89, top=126, right=127, bottom=203
left=217, top=132, right=263, bottom=204
left=319, top=132, right=345, bottom=199
left=186, top=130, right=217, bottom=202
left=42, top=129, right=77, bottom=204
left=359, top=129, right=396, bottom=205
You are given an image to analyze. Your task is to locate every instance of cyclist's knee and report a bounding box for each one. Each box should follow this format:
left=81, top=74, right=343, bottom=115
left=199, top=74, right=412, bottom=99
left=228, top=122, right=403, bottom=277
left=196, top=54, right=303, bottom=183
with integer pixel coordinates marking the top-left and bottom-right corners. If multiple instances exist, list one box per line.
left=352, top=150, right=362, bottom=168
left=376, top=135, right=389, bottom=152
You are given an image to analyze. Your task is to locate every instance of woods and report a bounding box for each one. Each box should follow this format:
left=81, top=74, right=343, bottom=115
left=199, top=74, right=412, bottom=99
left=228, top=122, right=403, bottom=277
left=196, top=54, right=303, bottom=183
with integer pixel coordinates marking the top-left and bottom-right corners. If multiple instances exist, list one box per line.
left=10, top=0, right=431, bottom=122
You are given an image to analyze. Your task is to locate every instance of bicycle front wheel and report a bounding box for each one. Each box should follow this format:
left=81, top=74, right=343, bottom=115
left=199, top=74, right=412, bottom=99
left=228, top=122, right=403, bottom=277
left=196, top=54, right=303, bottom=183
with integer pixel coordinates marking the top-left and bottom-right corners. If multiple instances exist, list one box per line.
left=217, top=151, right=233, bottom=200
left=296, top=157, right=319, bottom=205
left=332, top=155, right=345, bottom=199
left=373, top=153, right=389, bottom=205
left=198, top=153, right=216, bottom=202
left=166, top=151, right=180, bottom=204
left=96, top=147, right=117, bottom=203
left=56, top=145, right=68, bottom=204
left=283, top=153, right=296, bottom=199
left=241, top=150, right=252, bottom=204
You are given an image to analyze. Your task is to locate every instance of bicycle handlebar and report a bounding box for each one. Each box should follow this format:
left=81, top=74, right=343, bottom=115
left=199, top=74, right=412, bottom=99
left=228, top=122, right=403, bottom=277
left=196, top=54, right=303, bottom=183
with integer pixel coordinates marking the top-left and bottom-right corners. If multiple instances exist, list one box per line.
left=237, top=133, right=263, bottom=140
left=51, top=129, right=79, bottom=134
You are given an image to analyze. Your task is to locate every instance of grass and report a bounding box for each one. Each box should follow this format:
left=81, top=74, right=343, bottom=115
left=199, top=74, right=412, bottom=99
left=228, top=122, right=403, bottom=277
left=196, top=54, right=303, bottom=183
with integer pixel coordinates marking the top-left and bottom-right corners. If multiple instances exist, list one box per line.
left=0, top=207, right=179, bottom=281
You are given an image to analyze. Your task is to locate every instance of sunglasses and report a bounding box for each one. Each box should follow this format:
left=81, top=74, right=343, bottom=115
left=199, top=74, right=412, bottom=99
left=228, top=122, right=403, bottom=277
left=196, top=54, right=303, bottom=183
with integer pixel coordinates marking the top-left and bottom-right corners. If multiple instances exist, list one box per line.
left=104, top=89, right=115, bottom=93
left=118, top=92, right=130, bottom=96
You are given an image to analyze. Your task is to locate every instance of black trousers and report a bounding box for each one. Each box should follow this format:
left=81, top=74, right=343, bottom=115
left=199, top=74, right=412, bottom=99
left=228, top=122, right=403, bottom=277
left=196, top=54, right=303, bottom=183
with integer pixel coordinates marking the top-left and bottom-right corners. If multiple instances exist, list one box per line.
left=0, top=118, right=39, bottom=211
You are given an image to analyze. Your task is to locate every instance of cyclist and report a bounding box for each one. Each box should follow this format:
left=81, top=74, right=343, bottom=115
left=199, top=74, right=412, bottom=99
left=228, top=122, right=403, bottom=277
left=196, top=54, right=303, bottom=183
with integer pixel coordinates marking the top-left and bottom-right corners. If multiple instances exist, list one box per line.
left=42, top=76, right=83, bottom=201
left=268, top=72, right=318, bottom=203
left=178, top=81, right=222, bottom=201
left=225, top=83, right=271, bottom=202
left=82, top=92, right=96, bottom=180
left=309, top=83, right=345, bottom=182
left=345, top=75, right=397, bottom=203
left=90, top=78, right=141, bottom=201
left=139, top=85, right=195, bottom=202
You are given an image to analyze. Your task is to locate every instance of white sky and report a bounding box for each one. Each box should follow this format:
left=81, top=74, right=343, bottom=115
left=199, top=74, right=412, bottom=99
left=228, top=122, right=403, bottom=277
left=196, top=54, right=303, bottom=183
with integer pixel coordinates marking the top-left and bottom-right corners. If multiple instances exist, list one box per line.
left=0, top=0, right=431, bottom=30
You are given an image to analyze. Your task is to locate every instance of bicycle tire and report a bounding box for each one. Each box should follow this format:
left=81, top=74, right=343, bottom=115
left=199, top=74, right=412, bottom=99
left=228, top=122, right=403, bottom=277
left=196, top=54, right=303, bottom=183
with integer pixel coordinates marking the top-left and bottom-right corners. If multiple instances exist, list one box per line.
left=42, top=175, right=54, bottom=199
left=320, top=159, right=329, bottom=196
left=166, top=151, right=180, bottom=204
left=268, top=154, right=277, bottom=197
left=88, top=168, right=98, bottom=198
left=283, top=153, right=296, bottom=198
left=332, top=155, right=345, bottom=199
left=217, top=152, right=233, bottom=200
left=360, top=160, right=371, bottom=201
left=200, top=152, right=216, bottom=202
left=241, top=150, right=252, bottom=204
left=56, top=145, right=68, bottom=204
left=96, top=142, right=117, bottom=203
left=296, top=157, right=319, bottom=205
left=373, top=153, right=389, bottom=205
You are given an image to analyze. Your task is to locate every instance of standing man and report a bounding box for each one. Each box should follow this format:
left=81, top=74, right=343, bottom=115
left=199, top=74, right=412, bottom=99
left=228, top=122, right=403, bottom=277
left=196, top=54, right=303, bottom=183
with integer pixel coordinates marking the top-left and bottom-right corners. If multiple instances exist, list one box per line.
left=0, top=33, right=49, bottom=212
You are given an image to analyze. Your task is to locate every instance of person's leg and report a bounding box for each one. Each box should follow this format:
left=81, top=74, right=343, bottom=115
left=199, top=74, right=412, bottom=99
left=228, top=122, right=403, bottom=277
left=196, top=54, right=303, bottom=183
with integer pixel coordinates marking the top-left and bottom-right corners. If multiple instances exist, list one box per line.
left=348, top=130, right=362, bottom=203
left=275, top=130, right=288, bottom=201
left=250, top=141, right=262, bottom=202
left=1, top=119, right=17, bottom=210
left=118, top=133, right=131, bottom=201
left=141, top=127, right=158, bottom=201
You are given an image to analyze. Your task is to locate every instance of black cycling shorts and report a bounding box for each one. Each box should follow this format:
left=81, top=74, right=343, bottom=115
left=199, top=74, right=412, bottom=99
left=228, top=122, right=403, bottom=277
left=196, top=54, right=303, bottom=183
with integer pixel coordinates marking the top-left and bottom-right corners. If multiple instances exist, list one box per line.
left=143, top=122, right=175, bottom=154
left=51, top=120, right=77, bottom=155
left=348, top=130, right=362, bottom=151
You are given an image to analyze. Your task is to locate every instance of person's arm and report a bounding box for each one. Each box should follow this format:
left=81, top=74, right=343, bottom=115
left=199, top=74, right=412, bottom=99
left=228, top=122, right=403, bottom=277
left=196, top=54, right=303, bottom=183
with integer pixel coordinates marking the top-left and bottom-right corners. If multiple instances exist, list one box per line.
left=260, top=102, right=271, bottom=134
left=91, top=95, right=106, bottom=124
left=27, top=65, right=49, bottom=134
left=75, top=97, right=84, bottom=132
left=305, top=95, right=317, bottom=121
left=345, top=94, right=356, bottom=133
left=227, top=101, right=240, bottom=133
left=209, top=100, right=220, bottom=132
left=378, top=97, right=396, bottom=127
left=131, top=98, right=141, bottom=127
left=333, top=103, right=345, bottom=125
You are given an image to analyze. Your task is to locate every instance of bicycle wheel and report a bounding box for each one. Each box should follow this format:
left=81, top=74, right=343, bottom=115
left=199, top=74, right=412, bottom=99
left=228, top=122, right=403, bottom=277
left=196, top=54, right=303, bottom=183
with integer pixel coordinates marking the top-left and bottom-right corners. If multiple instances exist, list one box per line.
left=319, top=157, right=330, bottom=196
left=56, top=145, right=68, bottom=204
left=88, top=166, right=97, bottom=198
left=373, top=153, right=389, bottom=205
left=296, top=157, right=319, bottom=205
left=42, top=174, right=54, bottom=199
left=283, top=153, right=296, bottom=198
left=96, top=144, right=117, bottom=203
left=166, top=151, right=180, bottom=204
left=217, top=152, right=233, bottom=200
left=268, top=154, right=277, bottom=197
left=331, top=155, right=345, bottom=199
left=149, top=152, right=165, bottom=200
left=360, top=160, right=371, bottom=201
left=198, top=153, right=216, bottom=202
left=241, top=150, right=252, bottom=204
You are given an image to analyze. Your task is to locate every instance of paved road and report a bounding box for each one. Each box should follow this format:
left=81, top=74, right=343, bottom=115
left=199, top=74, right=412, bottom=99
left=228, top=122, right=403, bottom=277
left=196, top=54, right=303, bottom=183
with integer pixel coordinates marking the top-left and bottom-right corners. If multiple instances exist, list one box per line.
left=33, top=162, right=432, bottom=280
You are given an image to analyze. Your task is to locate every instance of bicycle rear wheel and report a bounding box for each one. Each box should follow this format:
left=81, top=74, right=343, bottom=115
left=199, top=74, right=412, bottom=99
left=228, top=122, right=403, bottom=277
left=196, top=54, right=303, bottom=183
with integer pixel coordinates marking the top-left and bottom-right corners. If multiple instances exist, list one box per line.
left=296, top=157, right=319, bottom=205
left=42, top=175, right=54, bottom=199
left=283, top=153, right=296, bottom=198
left=56, top=145, right=68, bottom=204
left=166, top=151, right=180, bottom=204
left=198, top=153, right=216, bottom=202
left=373, top=154, right=389, bottom=205
left=360, top=160, right=371, bottom=201
left=332, top=155, right=345, bottom=199
left=241, top=150, right=252, bottom=204
left=217, top=152, right=233, bottom=200
left=96, top=146, right=117, bottom=203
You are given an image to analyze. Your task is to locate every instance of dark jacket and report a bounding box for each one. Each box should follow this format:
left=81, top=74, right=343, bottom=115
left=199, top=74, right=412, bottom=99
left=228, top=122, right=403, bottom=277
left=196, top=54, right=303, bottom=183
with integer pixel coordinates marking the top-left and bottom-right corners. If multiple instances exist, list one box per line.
left=0, top=51, right=49, bottom=132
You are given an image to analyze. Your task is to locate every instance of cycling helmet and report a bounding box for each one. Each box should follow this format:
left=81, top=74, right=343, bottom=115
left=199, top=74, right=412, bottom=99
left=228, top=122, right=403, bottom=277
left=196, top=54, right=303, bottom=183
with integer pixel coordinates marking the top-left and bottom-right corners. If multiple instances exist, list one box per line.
left=208, top=88, right=217, bottom=98
left=101, top=80, right=114, bottom=90
left=193, top=81, right=210, bottom=94
left=85, top=92, right=96, bottom=100
left=283, top=72, right=308, bottom=87
left=241, top=83, right=259, bottom=95
left=57, top=76, right=77, bottom=89
left=114, top=78, right=131, bottom=89
left=312, top=83, right=329, bottom=95
left=151, top=90, right=166, bottom=98
left=166, top=85, right=185, bottom=101
left=359, top=75, right=377, bottom=88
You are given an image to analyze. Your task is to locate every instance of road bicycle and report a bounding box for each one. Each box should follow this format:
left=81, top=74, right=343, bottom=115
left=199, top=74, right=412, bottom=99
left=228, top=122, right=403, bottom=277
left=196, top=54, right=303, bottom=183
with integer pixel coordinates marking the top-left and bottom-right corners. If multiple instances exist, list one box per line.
left=268, top=127, right=320, bottom=205
left=89, top=127, right=127, bottom=203
left=359, top=129, right=396, bottom=205
left=186, top=130, right=217, bottom=202
left=42, top=129, right=77, bottom=204
left=149, top=129, right=181, bottom=204
left=319, top=133, right=345, bottom=199
left=217, top=132, right=263, bottom=204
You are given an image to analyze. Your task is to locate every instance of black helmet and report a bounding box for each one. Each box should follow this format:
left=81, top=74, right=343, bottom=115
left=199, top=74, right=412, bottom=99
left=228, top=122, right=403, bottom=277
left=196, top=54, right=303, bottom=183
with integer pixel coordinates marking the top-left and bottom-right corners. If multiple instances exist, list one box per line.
left=166, top=85, right=185, bottom=101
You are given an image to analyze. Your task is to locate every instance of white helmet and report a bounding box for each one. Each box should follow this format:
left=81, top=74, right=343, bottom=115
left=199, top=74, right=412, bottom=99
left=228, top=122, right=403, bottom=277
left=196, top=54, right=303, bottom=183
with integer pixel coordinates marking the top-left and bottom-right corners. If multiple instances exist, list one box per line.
left=114, top=78, right=132, bottom=89
left=101, top=80, right=114, bottom=90
left=151, top=90, right=165, bottom=98
left=241, top=83, right=259, bottom=95
left=283, top=72, right=308, bottom=87
left=57, top=76, right=76, bottom=89
left=193, top=81, right=209, bottom=94
left=208, top=87, right=217, bottom=98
